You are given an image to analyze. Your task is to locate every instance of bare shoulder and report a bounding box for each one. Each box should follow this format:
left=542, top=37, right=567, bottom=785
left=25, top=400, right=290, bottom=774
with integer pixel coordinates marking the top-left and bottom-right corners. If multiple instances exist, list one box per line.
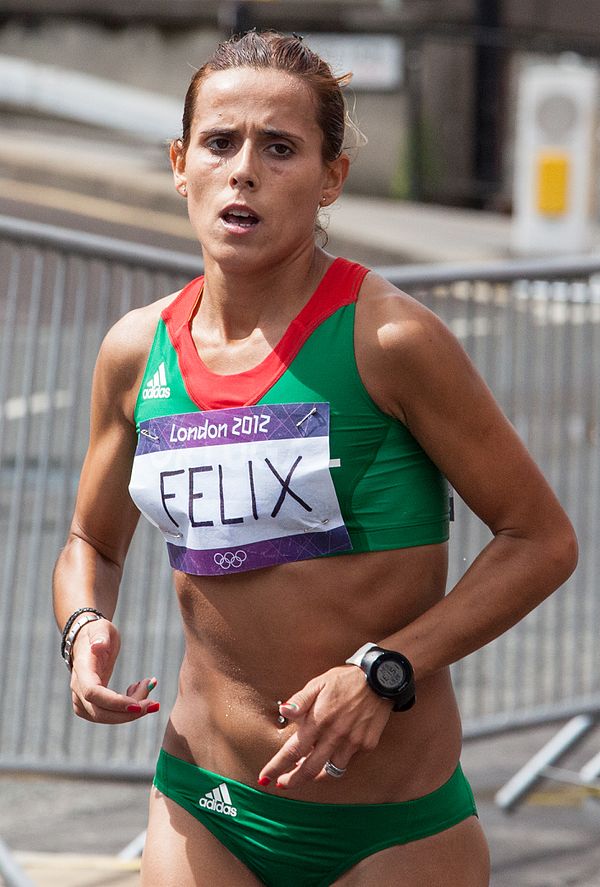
left=93, top=291, right=180, bottom=420
left=98, top=293, right=174, bottom=370
left=355, top=270, right=473, bottom=421
left=358, top=269, right=455, bottom=343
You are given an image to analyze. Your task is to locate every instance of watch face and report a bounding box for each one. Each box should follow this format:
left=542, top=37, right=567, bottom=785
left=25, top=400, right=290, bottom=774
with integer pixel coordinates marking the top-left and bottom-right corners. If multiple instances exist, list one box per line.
left=375, top=659, right=406, bottom=691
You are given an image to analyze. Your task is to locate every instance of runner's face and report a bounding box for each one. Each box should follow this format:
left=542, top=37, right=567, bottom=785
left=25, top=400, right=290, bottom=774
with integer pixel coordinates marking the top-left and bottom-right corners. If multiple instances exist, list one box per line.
left=172, top=68, right=347, bottom=270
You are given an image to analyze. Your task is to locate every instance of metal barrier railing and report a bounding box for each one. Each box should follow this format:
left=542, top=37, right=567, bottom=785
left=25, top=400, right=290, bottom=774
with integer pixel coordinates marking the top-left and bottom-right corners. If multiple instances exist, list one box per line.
left=0, top=213, right=598, bottom=780
left=0, top=837, right=35, bottom=887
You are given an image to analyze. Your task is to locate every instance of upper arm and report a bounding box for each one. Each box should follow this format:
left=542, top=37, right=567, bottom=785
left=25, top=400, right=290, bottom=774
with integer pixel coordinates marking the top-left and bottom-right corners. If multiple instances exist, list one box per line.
left=69, top=309, right=153, bottom=568
left=355, top=276, right=572, bottom=542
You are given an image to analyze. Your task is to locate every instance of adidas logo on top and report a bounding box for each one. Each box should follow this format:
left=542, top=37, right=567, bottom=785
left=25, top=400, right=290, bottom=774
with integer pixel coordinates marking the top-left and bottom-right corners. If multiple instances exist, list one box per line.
left=199, top=783, right=238, bottom=818
left=142, top=362, right=170, bottom=400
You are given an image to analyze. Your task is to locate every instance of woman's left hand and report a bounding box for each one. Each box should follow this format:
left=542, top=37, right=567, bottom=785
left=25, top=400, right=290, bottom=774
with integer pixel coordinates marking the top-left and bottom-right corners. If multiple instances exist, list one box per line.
left=258, top=665, right=395, bottom=788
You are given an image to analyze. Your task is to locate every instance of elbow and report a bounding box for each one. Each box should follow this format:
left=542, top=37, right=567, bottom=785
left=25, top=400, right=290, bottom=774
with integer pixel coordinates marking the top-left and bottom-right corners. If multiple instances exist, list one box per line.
left=552, top=519, right=579, bottom=587
left=566, top=524, right=579, bottom=578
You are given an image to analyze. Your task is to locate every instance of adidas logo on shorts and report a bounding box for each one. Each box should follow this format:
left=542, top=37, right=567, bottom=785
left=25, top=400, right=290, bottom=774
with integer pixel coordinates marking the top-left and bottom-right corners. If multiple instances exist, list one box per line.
left=198, top=783, right=238, bottom=818
left=142, top=362, right=170, bottom=400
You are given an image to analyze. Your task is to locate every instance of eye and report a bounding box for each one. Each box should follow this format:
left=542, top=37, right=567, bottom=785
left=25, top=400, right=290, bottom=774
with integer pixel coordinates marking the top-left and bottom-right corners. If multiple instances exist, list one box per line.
left=207, top=137, right=232, bottom=153
left=268, top=143, right=293, bottom=157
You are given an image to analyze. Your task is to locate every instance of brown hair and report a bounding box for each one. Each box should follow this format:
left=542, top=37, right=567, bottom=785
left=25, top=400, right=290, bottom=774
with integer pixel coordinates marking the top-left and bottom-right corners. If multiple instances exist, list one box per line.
left=179, top=30, right=351, bottom=162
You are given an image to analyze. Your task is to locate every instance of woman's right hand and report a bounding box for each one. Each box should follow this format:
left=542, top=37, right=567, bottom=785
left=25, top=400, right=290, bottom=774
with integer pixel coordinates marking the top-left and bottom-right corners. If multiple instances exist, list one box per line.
left=70, top=618, right=160, bottom=724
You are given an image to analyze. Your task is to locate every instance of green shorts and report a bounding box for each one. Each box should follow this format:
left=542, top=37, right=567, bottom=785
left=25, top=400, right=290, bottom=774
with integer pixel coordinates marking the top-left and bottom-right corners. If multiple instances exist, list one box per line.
left=154, top=749, right=477, bottom=886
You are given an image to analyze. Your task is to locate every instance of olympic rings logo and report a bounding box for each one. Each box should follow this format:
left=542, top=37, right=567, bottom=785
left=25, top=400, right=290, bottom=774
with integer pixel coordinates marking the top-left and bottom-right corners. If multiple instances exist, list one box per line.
left=213, top=550, right=248, bottom=570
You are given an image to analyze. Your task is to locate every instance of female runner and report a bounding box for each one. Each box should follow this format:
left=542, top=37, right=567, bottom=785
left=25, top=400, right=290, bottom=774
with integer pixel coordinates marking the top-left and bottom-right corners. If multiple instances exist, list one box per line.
left=53, top=30, right=577, bottom=887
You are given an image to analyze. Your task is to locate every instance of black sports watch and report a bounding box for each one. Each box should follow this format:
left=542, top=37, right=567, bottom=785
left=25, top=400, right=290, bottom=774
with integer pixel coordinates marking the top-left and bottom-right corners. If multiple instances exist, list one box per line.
left=345, top=642, right=416, bottom=712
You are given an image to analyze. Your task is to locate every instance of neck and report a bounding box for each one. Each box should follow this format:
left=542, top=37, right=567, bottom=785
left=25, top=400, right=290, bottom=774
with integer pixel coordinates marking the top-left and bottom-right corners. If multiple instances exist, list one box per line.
left=198, top=243, right=330, bottom=342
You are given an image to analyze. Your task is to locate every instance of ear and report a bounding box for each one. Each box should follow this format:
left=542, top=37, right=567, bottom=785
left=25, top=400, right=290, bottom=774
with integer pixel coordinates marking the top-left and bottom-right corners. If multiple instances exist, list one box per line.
left=170, top=139, right=188, bottom=198
left=320, top=153, right=350, bottom=208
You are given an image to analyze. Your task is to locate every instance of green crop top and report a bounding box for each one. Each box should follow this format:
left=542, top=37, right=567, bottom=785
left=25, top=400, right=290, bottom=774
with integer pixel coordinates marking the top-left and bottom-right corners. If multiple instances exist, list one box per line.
left=128, top=258, right=450, bottom=576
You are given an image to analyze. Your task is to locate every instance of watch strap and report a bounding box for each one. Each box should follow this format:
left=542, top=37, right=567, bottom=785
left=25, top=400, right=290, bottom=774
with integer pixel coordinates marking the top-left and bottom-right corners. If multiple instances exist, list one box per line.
left=345, top=642, right=379, bottom=668
left=346, top=643, right=416, bottom=712
left=393, top=691, right=416, bottom=712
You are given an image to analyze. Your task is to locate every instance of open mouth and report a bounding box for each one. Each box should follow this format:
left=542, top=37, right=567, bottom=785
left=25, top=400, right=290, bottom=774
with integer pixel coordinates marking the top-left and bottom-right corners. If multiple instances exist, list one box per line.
left=221, top=208, right=260, bottom=229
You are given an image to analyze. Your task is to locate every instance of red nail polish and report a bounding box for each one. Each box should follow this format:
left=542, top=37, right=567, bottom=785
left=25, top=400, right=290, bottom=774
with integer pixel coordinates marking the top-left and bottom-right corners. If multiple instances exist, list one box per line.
left=258, top=777, right=271, bottom=786
left=276, top=782, right=288, bottom=790
left=127, top=704, right=142, bottom=713
left=147, top=702, right=160, bottom=713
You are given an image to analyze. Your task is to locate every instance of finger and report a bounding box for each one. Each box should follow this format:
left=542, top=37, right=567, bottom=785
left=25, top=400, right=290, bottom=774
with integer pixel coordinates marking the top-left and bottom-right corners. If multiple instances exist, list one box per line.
left=277, top=738, right=354, bottom=789
left=88, top=625, right=111, bottom=654
left=86, top=682, right=156, bottom=712
left=315, top=744, right=354, bottom=783
left=76, top=681, right=160, bottom=723
left=74, top=695, right=160, bottom=724
left=87, top=623, right=118, bottom=665
left=126, top=677, right=158, bottom=700
left=72, top=624, right=120, bottom=686
left=258, top=732, right=316, bottom=787
left=277, top=700, right=301, bottom=720
left=71, top=685, right=132, bottom=723
left=278, top=678, right=324, bottom=721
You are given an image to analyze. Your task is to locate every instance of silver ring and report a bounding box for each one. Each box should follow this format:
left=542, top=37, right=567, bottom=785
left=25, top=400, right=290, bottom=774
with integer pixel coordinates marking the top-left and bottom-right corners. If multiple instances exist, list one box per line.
left=324, top=759, right=347, bottom=778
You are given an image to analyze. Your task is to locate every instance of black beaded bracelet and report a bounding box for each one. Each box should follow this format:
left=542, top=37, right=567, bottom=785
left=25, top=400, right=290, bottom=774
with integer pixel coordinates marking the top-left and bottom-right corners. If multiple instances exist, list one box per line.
left=60, top=607, right=106, bottom=661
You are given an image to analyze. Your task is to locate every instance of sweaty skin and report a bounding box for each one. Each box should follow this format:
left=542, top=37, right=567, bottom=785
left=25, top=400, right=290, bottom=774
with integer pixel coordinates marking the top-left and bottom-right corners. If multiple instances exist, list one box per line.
left=53, top=66, right=577, bottom=886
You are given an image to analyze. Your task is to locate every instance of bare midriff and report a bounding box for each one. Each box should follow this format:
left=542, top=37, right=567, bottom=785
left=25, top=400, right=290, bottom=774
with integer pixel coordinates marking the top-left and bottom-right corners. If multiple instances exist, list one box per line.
left=162, top=541, right=463, bottom=805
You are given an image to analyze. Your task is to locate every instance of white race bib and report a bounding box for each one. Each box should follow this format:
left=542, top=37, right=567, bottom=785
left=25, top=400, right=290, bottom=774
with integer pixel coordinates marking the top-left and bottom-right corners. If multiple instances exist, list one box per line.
left=129, top=403, right=352, bottom=575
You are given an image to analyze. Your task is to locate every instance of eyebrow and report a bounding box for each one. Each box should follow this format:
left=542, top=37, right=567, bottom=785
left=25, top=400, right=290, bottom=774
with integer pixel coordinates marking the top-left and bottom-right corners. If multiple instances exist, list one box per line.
left=199, top=126, right=305, bottom=144
left=262, top=127, right=305, bottom=144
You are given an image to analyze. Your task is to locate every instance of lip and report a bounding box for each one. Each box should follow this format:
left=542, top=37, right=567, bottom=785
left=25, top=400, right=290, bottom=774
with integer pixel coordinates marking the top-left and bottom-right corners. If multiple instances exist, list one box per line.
left=220, top=202, right=262, bottom=223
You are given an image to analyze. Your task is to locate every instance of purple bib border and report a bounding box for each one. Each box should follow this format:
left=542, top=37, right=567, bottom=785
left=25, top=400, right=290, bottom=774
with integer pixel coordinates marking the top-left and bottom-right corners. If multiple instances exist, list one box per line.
left=136, top=402, right=330, bottom=456
left=167, top=525, right=352, bottom=576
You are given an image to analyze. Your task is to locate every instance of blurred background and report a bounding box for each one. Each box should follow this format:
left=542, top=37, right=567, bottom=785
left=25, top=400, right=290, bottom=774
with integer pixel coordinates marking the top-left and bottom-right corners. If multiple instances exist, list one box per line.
left=1, top=2, right=600, bottom=885
left=1, top=0, right=600, bottom=251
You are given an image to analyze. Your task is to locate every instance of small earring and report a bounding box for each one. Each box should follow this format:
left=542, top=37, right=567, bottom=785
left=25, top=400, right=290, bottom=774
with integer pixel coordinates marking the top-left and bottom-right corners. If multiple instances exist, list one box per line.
left=181, top=185, right=187, bottom=196
left=320, top=196, right=327, bottom=206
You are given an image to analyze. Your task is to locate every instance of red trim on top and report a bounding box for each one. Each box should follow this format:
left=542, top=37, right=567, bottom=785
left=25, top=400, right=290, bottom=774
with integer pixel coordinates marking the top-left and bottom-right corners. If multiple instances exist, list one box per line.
left=161, top=257, right=369, bottom=410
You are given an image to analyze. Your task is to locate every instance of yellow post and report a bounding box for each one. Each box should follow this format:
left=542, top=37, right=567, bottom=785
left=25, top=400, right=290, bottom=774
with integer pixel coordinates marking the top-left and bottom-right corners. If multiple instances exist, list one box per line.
left=536, top=151, right=569, bottom=216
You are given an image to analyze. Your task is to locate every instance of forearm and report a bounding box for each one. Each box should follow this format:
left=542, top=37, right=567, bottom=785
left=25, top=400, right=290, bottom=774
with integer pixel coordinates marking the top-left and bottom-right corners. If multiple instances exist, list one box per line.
left=379, top=524, right=578, bottom=681
left=53, top=532, right=123, bottom=631
left=54, top=531, right=160, bottom=723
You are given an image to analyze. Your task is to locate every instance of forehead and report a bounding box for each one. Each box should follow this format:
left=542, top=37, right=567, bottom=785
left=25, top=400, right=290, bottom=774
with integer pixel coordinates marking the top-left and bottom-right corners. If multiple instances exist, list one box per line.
left=192, top=67, right=321, bottom=136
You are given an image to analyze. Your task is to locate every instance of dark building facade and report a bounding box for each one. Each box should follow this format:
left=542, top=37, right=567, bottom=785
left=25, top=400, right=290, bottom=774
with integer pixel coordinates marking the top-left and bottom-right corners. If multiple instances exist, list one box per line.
left=1, top=1, right=598, bottom=206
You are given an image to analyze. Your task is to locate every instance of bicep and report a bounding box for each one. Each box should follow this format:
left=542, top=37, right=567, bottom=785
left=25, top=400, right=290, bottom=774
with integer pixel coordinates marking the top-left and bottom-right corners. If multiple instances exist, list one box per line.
left=376, top=306, right=563, bottom=538
left=69, top=335, right=141, bottom=567
left=71, top=423, right=140, bottom=567
left=409, top=358, right=550, bottom=536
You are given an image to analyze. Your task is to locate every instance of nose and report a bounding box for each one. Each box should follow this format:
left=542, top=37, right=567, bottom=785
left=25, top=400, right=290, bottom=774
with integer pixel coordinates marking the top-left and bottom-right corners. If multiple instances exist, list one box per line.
left=229, top=141, right=258, bottom=190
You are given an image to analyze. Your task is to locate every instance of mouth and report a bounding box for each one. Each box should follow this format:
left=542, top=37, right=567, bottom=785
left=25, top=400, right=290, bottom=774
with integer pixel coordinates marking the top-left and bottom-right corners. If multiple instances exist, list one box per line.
left=220, top=205, right=261, bottom=230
